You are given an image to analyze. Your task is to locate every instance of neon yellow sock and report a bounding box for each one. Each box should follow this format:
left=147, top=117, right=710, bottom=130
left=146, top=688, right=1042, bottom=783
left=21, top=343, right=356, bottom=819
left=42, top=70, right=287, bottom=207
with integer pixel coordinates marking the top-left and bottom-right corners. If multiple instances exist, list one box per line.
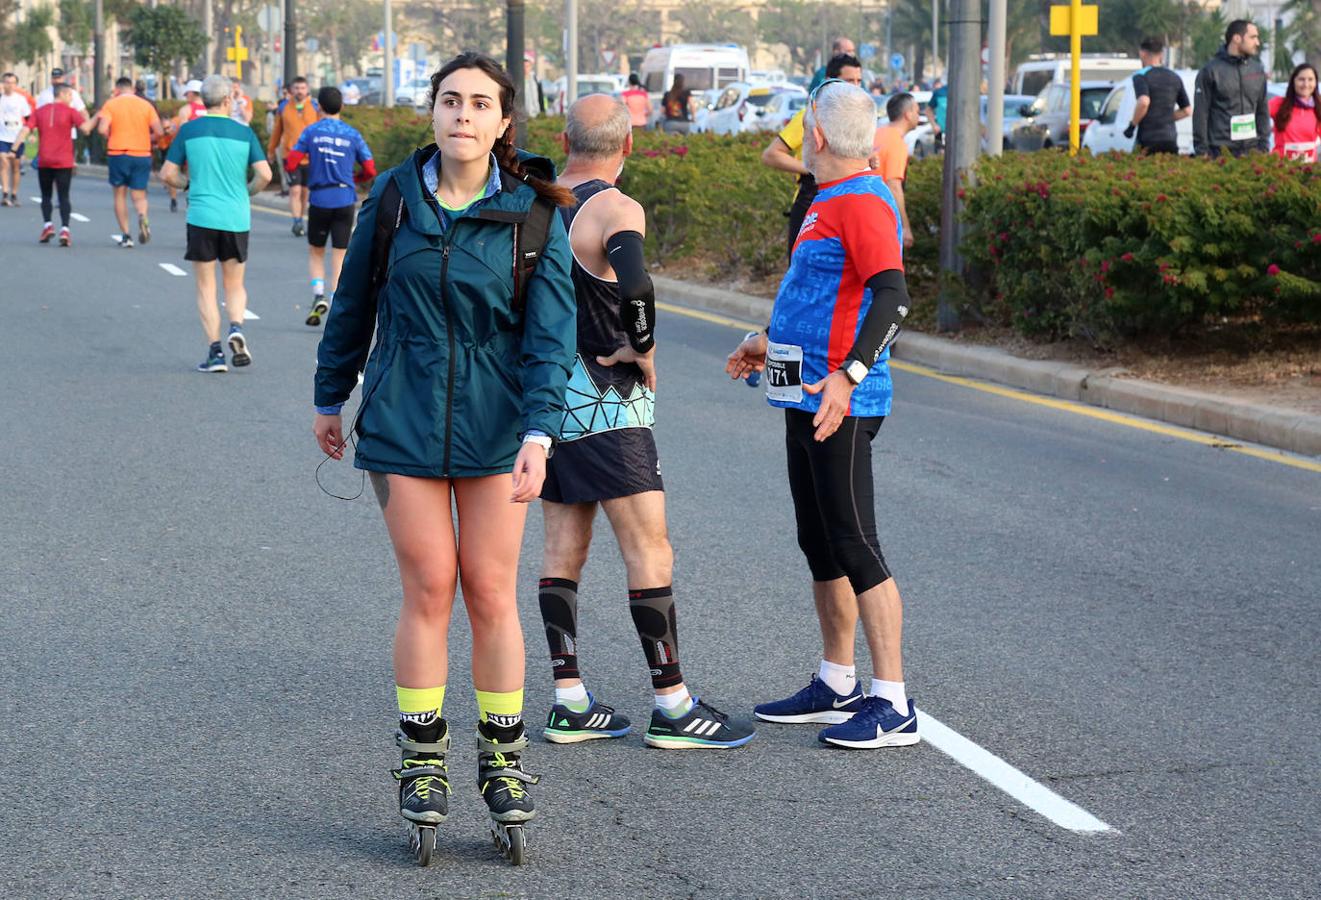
left=396, top=684, right=446, bottom=717
left=474, top=688, right=523, bottom=723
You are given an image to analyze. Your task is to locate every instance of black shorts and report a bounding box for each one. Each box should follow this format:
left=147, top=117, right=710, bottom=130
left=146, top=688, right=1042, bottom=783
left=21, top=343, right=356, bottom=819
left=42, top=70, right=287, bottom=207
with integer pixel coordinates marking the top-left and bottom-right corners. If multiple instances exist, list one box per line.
left=288, top=165, right=309, bottom=188
left=1138, top=140, right=1179, bottom=155
left=307, top=204, right=355, bottom=249
left=185, top=225, right=250, bottom=263
left=541, top=428, right=664, bottom=505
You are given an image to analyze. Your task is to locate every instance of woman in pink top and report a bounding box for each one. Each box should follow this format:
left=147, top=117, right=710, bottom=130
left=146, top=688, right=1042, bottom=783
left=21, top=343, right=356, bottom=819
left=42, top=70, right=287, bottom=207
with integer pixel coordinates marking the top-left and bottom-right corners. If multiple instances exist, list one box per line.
left=1269, top=63, right=1319, bottom=162
left=621, top=73, right=651, bottom=129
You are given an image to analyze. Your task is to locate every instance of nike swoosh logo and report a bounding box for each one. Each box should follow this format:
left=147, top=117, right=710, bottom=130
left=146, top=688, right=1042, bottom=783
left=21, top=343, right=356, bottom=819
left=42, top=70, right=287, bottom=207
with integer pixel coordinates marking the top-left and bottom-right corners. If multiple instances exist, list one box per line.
left=832, top=696, right=858, bottom=709
left=608, top=246, right=622, bottom=254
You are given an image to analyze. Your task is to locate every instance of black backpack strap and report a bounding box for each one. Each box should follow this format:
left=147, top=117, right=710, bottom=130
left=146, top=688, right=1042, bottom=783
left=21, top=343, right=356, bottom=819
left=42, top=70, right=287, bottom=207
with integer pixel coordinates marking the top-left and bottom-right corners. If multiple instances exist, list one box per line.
left=512, top=196, right=556, bottom=316
left=370, top=176, right=405, bottom=295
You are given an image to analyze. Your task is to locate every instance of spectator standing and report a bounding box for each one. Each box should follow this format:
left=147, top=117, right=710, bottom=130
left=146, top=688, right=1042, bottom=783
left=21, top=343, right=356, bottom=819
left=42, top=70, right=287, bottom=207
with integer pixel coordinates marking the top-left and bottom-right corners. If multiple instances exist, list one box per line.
left=229, top=79, right=254, bottom=125
left=871, top=92, right=918, bottom=250
left=35, top=67, right=87, bottom=112
left=1193, top=20, right=1270, bottom=157
left=925, top=79, right=948, bottom=150
left=97, top=76, right=164, bottom=247
left=1, top=72, right=33, bottom=207
left=621, top=73, right=651, bottom=128
left=15, top=84, right=96, bottom=245
left=268, top=76, right=320, bottom=235
left=522, top=53, right=545, bottom=119
left=661, top=74, right=691, bottom=134
left=1125, top=37, right=1191, bottom=154
left=1269, top=63, right=1320, bottom=162
left=809, top=37, right=856, bottom=92
left=283, top=86, right=376, bottom=326
left=160, top=75, right=273, bottom=374
left=760, top=54, right=864, bottom=259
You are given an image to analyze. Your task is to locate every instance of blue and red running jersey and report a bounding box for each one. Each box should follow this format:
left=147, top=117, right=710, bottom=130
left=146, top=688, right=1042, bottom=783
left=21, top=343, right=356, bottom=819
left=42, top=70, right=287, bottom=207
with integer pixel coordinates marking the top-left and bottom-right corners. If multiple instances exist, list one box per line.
left=290, top=117, right=372, bottom=210
left=767, top=170, right=904, bottom=417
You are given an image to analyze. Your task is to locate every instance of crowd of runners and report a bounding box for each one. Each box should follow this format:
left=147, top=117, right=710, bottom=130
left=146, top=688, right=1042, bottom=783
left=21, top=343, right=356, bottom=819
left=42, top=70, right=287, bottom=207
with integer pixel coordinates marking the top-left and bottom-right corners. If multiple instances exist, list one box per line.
left=5, top=52, right=921, bottom=868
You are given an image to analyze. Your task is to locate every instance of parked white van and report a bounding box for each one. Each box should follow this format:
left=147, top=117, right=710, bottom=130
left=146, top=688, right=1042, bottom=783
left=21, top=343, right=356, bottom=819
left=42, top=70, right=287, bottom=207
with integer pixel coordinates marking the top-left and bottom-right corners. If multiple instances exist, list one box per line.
left=1012, top=55, right=1142, bottom=98
left=638, top=43, right=751, bottom=99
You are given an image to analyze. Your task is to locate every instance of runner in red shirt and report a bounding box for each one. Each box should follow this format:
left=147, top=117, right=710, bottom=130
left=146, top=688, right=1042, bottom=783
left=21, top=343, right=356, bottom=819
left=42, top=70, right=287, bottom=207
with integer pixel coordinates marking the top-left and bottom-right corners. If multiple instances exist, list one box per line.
left=16, top=83, right=95, bottom=245
left=1269, top=63, right=1320, bottom=162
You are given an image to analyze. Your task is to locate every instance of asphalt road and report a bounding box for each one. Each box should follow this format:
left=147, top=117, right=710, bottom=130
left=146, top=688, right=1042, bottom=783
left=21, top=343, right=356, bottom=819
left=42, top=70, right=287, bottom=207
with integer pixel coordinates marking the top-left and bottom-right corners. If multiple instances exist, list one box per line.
left=1, top=177, right=1318, bottom=899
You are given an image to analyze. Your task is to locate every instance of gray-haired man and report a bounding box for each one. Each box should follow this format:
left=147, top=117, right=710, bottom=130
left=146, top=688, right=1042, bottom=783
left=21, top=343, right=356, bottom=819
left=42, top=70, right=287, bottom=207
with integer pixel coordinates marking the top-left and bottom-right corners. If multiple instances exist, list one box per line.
left=726, top=81, right=919, bottom=749
left=160, top=75, right=272, bottom=373
left=535, top=94, right=756, bottom=751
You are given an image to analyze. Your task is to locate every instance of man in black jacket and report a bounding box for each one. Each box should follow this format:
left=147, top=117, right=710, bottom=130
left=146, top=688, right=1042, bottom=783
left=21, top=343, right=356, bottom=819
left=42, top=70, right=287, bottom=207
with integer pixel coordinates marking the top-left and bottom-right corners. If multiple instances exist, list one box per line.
left=1193, top=19, right=1270, bottom=157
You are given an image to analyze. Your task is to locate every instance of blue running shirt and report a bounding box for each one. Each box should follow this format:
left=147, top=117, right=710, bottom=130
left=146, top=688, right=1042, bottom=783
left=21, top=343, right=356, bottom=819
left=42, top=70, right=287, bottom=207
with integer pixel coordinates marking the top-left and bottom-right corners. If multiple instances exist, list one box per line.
left=291, top=118, right=373, bottom=209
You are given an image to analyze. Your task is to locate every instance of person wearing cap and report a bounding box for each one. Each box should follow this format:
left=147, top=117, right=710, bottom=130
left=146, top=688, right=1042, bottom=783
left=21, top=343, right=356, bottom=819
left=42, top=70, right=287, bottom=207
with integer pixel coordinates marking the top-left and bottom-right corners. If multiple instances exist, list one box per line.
left=522, top=53, right=545, bottom=119
left=160, top=80, right=207, bottom=213
left=35, top=68, right=87, bottom=112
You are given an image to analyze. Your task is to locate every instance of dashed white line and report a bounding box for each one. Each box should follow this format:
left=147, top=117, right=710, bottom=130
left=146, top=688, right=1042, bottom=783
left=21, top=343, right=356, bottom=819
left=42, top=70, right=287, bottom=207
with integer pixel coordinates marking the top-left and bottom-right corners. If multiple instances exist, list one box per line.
left=243, top=309, right=260, bottom=321
left=71, top=213, right=90, bottom=222
left=30, top=196, right=40, bottom=203
left=918, top=709, right=1113, bottom=833
left=159, top=263, right=187, bottom=276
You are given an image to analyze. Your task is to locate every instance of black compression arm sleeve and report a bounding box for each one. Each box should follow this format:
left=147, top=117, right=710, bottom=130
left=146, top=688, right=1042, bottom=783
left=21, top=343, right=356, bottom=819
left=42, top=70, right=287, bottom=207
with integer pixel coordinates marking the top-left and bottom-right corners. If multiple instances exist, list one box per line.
left=844, top=269, right=910, bottom=369
left=606, top=230, right=655, bottom=352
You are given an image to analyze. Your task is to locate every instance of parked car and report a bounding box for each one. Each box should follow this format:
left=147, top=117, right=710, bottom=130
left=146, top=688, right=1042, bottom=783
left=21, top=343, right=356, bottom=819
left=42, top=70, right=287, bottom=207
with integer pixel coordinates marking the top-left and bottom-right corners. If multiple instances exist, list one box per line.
left=1081, top=70, right=1197, bottom=155
left=707, top=83, right=806, bottom=136
left=340, top=77, right=380, bottom=106
left=980, top=93, right=1037, bottom=151
left=394, top=77, right=433, bottom=108
left=550, top=74, right=624, bottom=114
left=1012, top=54, right=1140, bottom=98
left=758, top=90, right=807, bottom=133
left=1009, top=81, right=1114, bottom=151
left=691, top=88, right=724, bottom=132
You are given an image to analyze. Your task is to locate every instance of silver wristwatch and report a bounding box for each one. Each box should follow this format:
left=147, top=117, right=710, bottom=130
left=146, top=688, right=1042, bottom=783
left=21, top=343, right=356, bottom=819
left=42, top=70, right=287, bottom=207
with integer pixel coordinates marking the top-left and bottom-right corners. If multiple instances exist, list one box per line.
left=523, top=434, right=554, bottom=456
left=843, top=359, right=869, bottom=386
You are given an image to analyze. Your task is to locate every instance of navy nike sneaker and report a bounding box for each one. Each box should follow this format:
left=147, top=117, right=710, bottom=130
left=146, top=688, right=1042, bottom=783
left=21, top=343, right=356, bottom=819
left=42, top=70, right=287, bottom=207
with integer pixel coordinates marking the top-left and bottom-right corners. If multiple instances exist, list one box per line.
left=754, top=674, right=865, bottom=724
left=818, top=697, right=920, bottom=749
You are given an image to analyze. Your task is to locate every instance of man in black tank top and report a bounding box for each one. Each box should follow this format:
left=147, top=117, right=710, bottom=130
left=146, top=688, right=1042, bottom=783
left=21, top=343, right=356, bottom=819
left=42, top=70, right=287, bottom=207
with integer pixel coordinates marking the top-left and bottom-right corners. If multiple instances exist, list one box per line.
left=1127, top=37, right=1191, bottom=154
left=535, top=94, right=755, bottom=750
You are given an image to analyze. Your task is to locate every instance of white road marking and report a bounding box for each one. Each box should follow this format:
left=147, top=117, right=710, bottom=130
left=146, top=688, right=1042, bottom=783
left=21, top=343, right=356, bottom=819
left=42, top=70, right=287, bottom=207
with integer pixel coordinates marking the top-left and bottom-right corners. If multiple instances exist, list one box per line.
left=71, top=213, right=89, bottom=222
left=30, top=196, right=41, bottom=203
left=159, top=263, right=187, bottom=277
left=918, top=709, right=1113, bottom=833
left=243, top=309, right=260, bottom=321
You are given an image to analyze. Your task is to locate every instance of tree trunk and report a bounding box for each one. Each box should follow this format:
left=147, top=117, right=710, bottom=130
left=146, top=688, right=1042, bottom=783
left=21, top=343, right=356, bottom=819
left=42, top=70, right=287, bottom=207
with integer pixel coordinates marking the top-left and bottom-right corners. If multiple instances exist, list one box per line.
left=329, top=23, right=342, bottom=85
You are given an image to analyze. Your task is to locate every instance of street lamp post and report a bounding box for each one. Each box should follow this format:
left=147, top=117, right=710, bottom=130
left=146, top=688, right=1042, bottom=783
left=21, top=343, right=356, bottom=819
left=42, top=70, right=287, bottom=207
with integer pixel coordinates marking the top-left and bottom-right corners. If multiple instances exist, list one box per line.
left=283, top=0, right=296, bottom=88
left=384, top=0, right=394, bottom=107
left=566, top=0, right=578, bottom=114
left=93, top=0, right=105, bottom=106
left=937, top=0, right=980, bottom=332
left=506, top=0, right=526, bottom=144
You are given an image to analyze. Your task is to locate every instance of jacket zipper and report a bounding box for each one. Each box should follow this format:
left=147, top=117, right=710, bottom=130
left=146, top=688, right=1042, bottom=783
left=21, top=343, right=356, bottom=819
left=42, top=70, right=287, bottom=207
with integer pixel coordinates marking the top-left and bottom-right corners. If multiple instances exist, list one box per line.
left=440, top=241, right=455, bottom=476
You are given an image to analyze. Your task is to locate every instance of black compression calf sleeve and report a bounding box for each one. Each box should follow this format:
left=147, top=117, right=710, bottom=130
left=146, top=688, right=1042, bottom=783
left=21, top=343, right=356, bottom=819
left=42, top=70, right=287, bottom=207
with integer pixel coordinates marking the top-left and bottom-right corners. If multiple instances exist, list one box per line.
left=538, top=578, right=580, bottom=681
left=628, top=586, right=683, bottom=689
left=845, top=269, right=911, bottom=369
left=605, top=230, right=655, bottom=352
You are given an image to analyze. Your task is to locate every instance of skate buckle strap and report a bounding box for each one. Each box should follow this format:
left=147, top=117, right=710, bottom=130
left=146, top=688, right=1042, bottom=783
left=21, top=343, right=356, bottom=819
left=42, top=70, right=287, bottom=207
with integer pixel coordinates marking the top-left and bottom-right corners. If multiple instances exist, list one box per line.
left=476, top=732, right=530, bottom=755
left=397, top=731, right=451, bottom=755
left=392, top=764, right=448, bottom=782
left=480, top=763, right=541, bottom=786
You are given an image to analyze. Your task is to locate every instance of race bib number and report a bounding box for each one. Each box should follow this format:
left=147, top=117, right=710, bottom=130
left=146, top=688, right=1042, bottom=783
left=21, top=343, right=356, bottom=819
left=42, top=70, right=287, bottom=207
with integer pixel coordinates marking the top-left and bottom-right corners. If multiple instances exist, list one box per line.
left=1230, top=114, right=1257, bottom=142
left=765, top=340, right=803, bottom=403
left=1283, top=140, right=1318, bottom=162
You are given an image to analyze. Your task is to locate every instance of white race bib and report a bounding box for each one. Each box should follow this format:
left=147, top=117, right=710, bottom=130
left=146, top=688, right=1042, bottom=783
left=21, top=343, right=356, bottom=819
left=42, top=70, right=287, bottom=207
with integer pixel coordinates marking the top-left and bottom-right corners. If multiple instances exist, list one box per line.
left=1230, top=114, right=1257, bottom=142
left=765, top=340, right=804, bottom=403
left=1283, top=140, right=1318, bottom=162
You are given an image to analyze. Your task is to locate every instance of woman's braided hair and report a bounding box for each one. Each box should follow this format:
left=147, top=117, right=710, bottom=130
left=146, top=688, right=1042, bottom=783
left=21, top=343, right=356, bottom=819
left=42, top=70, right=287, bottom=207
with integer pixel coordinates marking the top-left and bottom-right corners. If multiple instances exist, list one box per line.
left=428, top=52, right=575, bottom=208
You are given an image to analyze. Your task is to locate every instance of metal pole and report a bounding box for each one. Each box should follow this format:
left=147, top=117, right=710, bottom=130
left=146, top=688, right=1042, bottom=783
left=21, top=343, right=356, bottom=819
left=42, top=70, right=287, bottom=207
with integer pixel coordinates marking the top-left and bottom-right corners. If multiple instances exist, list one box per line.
left=204, top=0, right=214, bottom=74
left=1068, top=0, right=1081, bottom=154
left=93, top=0, right=105, bottom=106
left=506, top=0, right=526, bottom=144
left=932, top=0, right=939, bottom=78
left=986, top=0, right=1006, bottom=155
left=383, top=0, right=393, bottom=106
left=566, top=0, right=577, bottom=114
left=937, top=0, right=979, bottom=332
left=283, top=0, right=296, bottom=89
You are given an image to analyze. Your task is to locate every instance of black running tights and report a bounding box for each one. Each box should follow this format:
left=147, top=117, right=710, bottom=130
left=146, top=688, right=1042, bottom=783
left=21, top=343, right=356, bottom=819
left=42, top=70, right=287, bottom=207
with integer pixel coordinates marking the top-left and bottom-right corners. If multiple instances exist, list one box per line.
left=38, top=167, right=72, bottom=227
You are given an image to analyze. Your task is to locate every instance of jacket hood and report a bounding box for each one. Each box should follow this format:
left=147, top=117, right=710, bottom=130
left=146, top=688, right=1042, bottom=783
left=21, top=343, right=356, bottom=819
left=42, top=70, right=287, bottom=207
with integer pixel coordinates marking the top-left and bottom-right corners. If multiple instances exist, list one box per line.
left=1215, top=46, right=1246, bottom=64
left=387, top=144, right=555, bottom=236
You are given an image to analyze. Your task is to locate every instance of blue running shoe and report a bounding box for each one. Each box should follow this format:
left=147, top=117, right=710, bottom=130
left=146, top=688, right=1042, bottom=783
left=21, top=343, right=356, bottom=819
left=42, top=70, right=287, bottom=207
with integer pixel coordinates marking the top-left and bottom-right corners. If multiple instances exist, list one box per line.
left=754, top=674, right=864, bottom=724
left=644, top=698, right=756, bottom=749
left=818, top=697, right=920, bottom=749
left=543, top=695, right=631, bottom=744
left=196, top=351, right=227, bottom=373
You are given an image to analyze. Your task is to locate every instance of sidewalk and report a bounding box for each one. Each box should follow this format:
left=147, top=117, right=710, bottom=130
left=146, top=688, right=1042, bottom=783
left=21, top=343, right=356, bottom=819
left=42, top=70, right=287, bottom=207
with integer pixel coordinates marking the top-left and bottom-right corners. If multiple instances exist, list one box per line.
left=654, top=276, right=1321, bottom=459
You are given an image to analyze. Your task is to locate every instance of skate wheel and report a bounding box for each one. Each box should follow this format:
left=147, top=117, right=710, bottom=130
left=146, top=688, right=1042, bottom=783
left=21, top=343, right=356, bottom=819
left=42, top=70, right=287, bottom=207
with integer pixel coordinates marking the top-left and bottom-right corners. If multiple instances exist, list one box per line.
left=413, top=825, right=436, bottom=866
left=505, top=825, right=526, bottom=866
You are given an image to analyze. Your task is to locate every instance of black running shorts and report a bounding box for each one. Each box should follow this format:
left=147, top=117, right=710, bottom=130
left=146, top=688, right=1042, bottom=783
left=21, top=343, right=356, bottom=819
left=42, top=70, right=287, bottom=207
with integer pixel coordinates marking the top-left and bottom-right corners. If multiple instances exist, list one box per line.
left=185, top=225, right=249, bottom=263
left=307, top=203, right=355, bottom=249
left=541, top=428, right=664, bottom=505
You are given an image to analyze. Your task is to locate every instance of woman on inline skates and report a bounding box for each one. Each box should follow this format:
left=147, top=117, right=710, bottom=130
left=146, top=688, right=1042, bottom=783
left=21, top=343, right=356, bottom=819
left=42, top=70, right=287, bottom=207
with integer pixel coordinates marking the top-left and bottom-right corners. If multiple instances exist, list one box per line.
left=312, top=51, right=577, bottom=865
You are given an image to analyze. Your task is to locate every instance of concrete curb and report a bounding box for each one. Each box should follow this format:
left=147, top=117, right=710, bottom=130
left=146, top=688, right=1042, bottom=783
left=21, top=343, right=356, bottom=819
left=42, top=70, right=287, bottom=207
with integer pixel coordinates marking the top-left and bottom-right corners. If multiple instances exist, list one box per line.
left=653, top=275, right=1321, bottom=459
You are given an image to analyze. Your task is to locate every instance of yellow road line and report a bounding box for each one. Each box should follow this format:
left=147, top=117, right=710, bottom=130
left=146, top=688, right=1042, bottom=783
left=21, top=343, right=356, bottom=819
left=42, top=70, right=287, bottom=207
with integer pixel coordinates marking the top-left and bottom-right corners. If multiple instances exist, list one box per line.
left=656, top=300, right=1321, bottom=475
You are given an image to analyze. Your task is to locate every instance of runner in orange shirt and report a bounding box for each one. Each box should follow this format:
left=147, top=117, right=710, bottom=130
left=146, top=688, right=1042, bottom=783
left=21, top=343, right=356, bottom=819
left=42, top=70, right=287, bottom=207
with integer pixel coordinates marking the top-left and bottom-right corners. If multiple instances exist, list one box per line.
left=870, top=92, right=919, bottom=250
left=96, top=76, right=163, bottom=246
left=267, top=76, right=320, bottom=235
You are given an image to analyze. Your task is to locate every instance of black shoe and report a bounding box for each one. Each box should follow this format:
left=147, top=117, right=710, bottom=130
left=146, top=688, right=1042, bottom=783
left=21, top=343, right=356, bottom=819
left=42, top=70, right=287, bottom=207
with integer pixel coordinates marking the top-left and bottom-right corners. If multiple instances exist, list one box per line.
left=543, top=693, right=631, bottom=743
left=170, top=197, right=178, bottom=213
left=477, top=720, right=538, bottom=823
left=644, top=697, right=757, bottom=749
left=394, top=716, right=450, bottom=824
left=305, top=295, right=329, bottom=327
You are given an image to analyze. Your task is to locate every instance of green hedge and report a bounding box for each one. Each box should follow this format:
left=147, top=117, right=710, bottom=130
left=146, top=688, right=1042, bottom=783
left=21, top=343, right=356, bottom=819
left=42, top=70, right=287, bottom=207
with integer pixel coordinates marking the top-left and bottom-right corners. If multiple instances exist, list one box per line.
left=962, top=151, right=1321, bottom=342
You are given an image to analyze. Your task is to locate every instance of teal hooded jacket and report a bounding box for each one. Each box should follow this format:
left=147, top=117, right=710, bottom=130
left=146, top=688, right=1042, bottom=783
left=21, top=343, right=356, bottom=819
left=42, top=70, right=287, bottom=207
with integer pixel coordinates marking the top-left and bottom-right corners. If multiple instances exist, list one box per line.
left=314, top=145, right=577, bottom=478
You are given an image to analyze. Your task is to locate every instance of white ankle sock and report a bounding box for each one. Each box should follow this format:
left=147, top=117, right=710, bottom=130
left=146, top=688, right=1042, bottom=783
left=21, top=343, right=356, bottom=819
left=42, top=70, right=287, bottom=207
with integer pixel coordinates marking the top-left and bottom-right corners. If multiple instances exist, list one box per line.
left=554, top=682, right=590, bottom=711
left=818, top=659, right=857, bottom=696
left=870, top=679, right=907, bottom=712
left=655, top=685, right=692, bottom=715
